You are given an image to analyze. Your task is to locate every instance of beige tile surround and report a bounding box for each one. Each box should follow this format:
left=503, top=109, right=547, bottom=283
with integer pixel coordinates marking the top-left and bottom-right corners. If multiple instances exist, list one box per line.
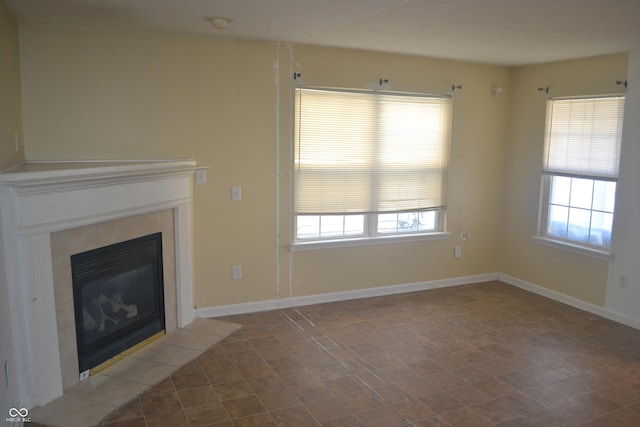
left=29, top=318, right=241, bottom=427
left=50, top=209, right=178, bottom=390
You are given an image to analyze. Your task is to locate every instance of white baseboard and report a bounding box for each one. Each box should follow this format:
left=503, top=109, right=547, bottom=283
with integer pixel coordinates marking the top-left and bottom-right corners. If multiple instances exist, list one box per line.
left=196, top=272, right=640, bottom=330
left=196, top=272, right=499, bottom=318
left=498, top=273, right=640, bottom=330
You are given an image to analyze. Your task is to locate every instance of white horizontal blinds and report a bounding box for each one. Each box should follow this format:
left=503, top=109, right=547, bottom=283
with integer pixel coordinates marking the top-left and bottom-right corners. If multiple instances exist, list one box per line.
left=295, top=88, right=451, bottom=214
left=295, top=89, right=376, bottom=214
left=377, top=94, right=450, bottom=211
left=544, top=96, right=625, bottom=179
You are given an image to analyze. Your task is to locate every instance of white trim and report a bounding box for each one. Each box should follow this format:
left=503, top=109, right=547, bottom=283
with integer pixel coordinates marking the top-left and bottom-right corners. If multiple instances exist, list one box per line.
left=174, top=203, right=197, bottom=327
left=199, top=272, right=640, bottom=332
left=196, top=272, right=498, bottom=318
left=291, top=231, right=450, bottom=252
left=531, top=236, right=612, bottom=261
left=19, top=198, right=192, bottom=236
left=499, top=273, right=640, bottom=330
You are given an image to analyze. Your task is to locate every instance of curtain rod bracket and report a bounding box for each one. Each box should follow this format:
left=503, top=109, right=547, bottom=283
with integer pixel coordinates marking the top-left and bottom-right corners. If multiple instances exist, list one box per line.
left=538, top=87, right=549, bottom=94
left=616, top=80, right=628, bottom=88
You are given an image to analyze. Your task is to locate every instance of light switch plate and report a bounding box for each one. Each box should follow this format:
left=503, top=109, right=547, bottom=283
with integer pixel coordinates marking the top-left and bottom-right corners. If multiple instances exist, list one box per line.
left=195, top=169, right=206, bottom=184
left=231, top=186, right=242, bottom=201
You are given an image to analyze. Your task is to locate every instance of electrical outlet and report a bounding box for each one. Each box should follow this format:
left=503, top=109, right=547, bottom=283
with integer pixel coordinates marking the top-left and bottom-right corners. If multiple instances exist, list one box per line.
left=619, top=275, right=629, bottom=289
left=454, top=245, right=462, bottom=259
left=231, top=186, right=242, bottom=201
left=232, top=265, right=242, bottom=280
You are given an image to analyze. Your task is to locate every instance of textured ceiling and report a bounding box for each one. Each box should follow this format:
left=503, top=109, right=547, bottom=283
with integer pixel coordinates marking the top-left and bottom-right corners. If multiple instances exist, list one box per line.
left=5, top=0, right=640, bottom=65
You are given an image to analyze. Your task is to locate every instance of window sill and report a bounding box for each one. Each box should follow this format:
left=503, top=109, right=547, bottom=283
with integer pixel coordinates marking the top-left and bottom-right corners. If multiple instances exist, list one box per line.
left=531, top=236, right=613, bottom=261
left=290, top=232, right=450, bottom=252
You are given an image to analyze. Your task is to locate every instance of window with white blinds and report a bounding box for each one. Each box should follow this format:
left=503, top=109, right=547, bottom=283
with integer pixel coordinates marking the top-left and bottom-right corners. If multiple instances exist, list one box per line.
left=543, top=96, right=625, bottom=179
left=294, top=88, right=451, bottom=241
left=539, top=95, right=625, bottom=251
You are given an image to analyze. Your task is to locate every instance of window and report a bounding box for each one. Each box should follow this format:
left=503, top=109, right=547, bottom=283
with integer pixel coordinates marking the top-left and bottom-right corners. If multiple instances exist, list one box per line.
left=539, top=95, right=625, bottom=251
left=294, top=88, right=451, bottom=242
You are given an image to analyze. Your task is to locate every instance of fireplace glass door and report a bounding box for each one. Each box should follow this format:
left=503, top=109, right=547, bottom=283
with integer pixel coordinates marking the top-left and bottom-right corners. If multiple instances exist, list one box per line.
left=71, top=232, right=165, bottom=372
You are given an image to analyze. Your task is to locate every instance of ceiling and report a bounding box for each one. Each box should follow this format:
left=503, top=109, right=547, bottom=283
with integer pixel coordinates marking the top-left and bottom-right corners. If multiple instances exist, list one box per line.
left=5, top=0, right=640, bottom=66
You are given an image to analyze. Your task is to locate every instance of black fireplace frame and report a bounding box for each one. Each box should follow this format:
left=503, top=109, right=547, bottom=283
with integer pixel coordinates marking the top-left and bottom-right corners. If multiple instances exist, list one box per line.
left=71, top=232, right=165, bottom=372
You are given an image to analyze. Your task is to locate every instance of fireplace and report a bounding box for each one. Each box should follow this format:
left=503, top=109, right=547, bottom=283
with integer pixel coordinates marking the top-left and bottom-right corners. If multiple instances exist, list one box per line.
left=72, top=233, right=165, bottom=372
left=0, top=160, right=199, bottom=408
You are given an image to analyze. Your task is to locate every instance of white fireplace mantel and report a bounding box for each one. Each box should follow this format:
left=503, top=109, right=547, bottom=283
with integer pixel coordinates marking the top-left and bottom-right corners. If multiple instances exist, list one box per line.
left=0, top=160, right=198, bottom=409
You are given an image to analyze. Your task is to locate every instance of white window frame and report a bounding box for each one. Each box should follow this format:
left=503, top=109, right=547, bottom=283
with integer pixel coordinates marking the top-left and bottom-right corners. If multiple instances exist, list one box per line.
left=535, top=95, right=625, bottom=258
left=292, top=87, right=452, bottom=248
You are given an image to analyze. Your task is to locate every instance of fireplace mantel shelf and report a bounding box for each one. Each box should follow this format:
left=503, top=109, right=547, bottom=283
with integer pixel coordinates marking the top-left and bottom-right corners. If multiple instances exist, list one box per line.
left=0, top=160, right=203, bottom=192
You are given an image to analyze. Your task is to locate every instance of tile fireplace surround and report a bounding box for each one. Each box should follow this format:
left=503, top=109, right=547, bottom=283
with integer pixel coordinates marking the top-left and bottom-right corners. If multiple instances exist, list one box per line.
left=0, top=160, right=199, bottom=410
left=51, top=209, right=178, bottom=391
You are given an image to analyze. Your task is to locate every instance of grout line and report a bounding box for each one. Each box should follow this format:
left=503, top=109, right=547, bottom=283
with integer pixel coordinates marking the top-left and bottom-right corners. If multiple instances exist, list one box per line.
left=95, top=319, right=239, bottom=426
left=280, top=309, right=389, bottom=404
left=293, top=308, right=317, bottom=328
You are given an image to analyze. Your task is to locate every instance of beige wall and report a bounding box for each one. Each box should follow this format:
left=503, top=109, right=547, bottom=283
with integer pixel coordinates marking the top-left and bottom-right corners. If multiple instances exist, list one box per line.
left=19, top=24, right=509, bottom=308
left=20, top=24, right=280, bottom=308
left=500, top=54, right=628, bottom=306
left=280, top=45, right=509, bottom=297
left=606, top=51, right=640, bottom=320
left=0, top=1, right=24, bottom=170
left=17, top=22, right=631, bottom=311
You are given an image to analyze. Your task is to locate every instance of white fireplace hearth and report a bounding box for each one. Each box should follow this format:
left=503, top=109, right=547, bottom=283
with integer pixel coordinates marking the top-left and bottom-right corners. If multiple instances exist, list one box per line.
left=0, top=160, right=199, bottom=409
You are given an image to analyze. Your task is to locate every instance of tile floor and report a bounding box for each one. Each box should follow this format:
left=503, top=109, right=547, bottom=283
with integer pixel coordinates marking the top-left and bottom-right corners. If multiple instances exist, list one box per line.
left=39, top=281, right=640, bottom=426
left=28, top=318, right=241, bottom=427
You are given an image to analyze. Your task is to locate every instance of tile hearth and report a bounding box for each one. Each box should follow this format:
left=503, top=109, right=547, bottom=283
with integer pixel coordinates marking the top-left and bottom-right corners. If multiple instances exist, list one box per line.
left=29, top=318, right=240, bottom=427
